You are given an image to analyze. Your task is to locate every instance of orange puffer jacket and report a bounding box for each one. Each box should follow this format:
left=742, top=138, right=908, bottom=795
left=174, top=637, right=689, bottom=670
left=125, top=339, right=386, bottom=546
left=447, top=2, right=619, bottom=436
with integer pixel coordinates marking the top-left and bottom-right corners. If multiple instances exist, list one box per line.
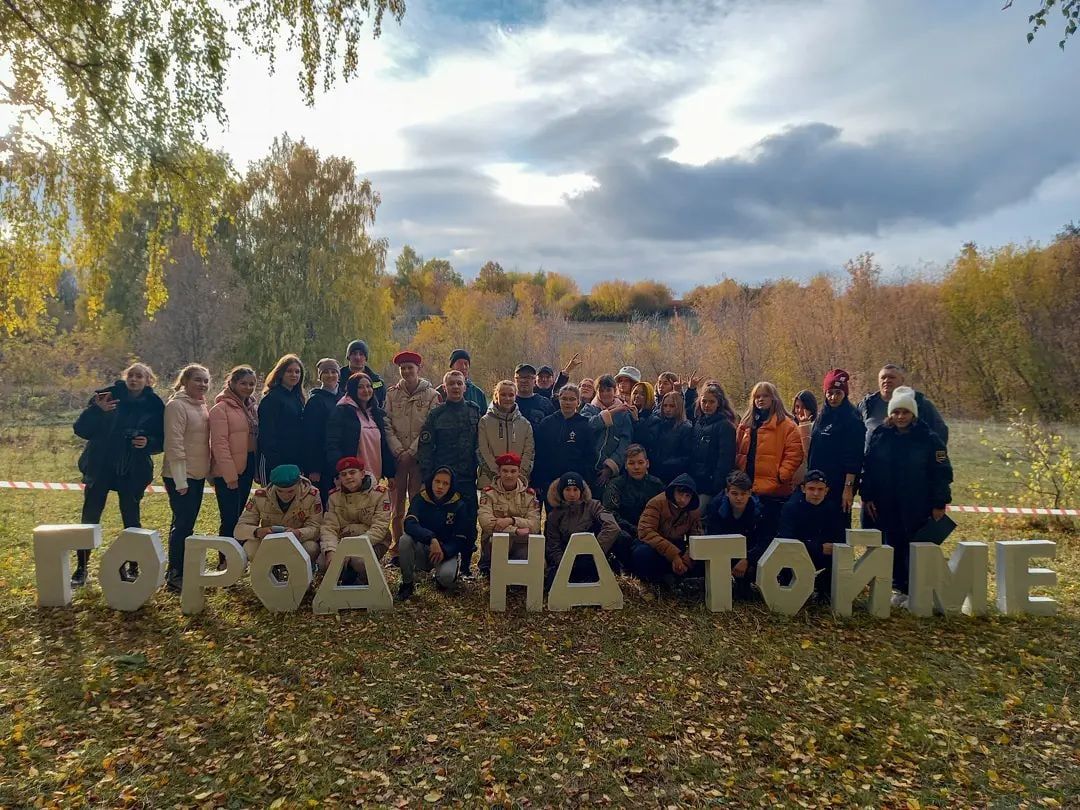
left=736, top=413, right=805, bottom=498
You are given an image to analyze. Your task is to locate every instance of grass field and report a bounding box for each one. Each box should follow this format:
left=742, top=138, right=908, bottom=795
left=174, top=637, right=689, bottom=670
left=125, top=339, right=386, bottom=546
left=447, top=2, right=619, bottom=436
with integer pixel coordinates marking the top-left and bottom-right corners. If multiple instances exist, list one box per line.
left=0, top=419, right=1077, bottom=807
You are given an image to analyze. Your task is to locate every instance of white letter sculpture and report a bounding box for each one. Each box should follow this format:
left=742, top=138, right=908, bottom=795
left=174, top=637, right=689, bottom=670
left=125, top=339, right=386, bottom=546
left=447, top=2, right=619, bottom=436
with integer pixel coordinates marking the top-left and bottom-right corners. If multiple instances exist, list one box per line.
left=312, top=534, right=392, bottom=614
left=249, top=532, right=313, bottom=613
left=34, top=524, right=102, bottom=607
left=908, top=541, right=988, bottom=617
left=831, top=529, right=894, bottom=618
left=489, top=532, right=546, bottom=612
left=546, top=532, right=623, bottom=611
left=99, top=528, right=166, bottom=612
left=180, top=536, right=247, bottom=615
left=689, top=534, right=746, bottom=612
left=996, top=540, right=1057, bottom=616
left=756, top=538, right=815, bottom=616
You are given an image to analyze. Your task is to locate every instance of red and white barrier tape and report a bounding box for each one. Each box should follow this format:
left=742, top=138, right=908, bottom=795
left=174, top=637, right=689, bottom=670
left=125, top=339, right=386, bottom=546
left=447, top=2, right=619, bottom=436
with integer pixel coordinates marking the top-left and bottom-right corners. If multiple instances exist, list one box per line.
left=1, top=480, right=1076, bottom=516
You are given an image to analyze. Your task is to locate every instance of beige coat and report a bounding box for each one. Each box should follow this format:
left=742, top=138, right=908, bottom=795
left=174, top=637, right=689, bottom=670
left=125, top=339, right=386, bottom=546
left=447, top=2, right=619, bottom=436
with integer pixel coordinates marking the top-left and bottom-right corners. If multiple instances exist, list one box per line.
left=320, top=473, right=392, bottom=555
left=163, top=391, right=210, bottom=483
left=234, top=477, right=323, bottom=544
left=477, top=403, right=535, bottom=488
left=478, top=478, right=542, bottom=547
left=209, top=390, right=256, bottom=482
left=384, top=378, right=441, bottom=459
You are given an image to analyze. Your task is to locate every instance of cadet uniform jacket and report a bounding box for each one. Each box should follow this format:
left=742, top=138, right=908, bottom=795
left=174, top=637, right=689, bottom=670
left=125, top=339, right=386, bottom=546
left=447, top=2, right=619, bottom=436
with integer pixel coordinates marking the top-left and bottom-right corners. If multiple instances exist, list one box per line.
left=320, top=472, right=392, bottom=554
left=234, top=477, right=323, bottom=543
left=384, top=378, right=441, bottom=459
left=478, top=479, right=542, bottom=544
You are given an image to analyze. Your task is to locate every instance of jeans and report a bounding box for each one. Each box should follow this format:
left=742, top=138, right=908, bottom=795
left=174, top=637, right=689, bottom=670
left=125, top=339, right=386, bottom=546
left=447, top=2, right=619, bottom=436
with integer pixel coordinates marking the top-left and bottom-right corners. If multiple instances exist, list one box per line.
left=631, top=541, right=706, bottom=583
left=81, top=478, right=143, bottom=529
left=213, top=453, right=256, bottom=538
left=398, top=533, right=460, bottom=588
left=164, top=477, right=206, bottom=577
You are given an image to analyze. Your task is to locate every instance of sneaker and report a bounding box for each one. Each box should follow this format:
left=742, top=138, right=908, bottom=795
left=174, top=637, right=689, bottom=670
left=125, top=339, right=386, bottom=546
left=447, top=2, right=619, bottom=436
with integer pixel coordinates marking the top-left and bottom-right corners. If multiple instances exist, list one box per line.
left=387, top=555, right=400, bottom=569
left=395, top=582, right=415, bottom=602
left=70, top=566, right=88, bottom=588
left=890, top=590, right=908, bottom=609
left=216, top=552, right=228, bottom=571
left=165, top=572, right=183, bottom=593
left=119, top=562, right=135, bottom=583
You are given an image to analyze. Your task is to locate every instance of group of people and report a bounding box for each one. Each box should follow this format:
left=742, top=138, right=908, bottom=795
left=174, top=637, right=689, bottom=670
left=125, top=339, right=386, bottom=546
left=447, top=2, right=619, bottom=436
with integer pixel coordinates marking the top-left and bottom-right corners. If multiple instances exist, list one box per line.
left=72, top=341, right=953, bottom=607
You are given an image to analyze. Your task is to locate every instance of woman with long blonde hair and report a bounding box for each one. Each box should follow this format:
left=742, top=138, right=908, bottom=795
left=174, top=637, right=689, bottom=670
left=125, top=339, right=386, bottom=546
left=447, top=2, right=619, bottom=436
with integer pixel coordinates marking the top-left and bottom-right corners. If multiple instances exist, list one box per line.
left=163, top=363, right=212, bottom=592
left=735, top=381, right=804, bottom=539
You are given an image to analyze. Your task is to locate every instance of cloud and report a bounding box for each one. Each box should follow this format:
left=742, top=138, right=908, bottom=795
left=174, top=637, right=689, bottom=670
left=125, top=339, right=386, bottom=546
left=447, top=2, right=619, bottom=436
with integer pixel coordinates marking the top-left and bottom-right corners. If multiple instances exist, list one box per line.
left=213, top=0, right=1080, bottom=290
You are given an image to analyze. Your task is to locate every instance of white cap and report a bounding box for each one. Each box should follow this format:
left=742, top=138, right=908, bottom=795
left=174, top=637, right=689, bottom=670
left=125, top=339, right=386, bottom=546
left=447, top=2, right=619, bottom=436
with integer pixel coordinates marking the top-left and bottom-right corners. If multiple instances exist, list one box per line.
left=615, top=366, right=642, bottom=383
left=888, top=386, right=919, bottom=418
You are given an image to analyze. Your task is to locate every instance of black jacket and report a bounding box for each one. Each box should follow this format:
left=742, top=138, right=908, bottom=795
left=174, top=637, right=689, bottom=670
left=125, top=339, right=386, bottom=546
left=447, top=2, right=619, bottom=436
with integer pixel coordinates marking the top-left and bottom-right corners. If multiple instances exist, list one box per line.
left=808, top=400, right=865, bottom=497
left=705, top=493, right=769, bottom=563
left=857, top=390, right=948, bottom=449
left=417, top=398, right=481, bottom=484
left=860, top=420, right=953, bottom=542
left=632, top=408, right=660, bottom=454
left=777, top=490, right=847, bottom=561
left=602, top=472, right=665, bottom=535
left=302, top=387, right=339, bottom=478
left=257, top=385, right=305, bottom=478
left=337, top=364, right=387, bottom=407
left=689, top=413, right=737, bottom=496
left=650, top=417, right=693, bottom=486
left=324, top=398, right=397, bottom=480
left=516, top=393, right=556, bottom=431
left=532, top=411, right=595, bottom=491
left=404, top=468, right=469, bottom=558
left=74, top=381, right=165, bottom=495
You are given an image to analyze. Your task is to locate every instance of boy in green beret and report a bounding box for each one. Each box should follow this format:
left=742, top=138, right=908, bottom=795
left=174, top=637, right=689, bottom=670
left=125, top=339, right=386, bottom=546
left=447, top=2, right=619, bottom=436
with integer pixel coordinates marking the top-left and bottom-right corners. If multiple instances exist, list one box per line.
left=234, top=464, right=323, bottom=564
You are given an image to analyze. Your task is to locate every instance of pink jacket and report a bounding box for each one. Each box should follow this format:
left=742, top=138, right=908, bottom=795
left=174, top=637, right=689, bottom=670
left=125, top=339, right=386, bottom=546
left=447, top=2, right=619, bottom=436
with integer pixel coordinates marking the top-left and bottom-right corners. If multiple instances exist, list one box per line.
left=210, top=390, right=257, bottom=482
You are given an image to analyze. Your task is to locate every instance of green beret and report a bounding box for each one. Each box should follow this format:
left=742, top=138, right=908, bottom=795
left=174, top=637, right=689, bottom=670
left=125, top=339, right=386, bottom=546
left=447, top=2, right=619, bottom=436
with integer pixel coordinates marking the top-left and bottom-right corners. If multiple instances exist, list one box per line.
left=269, top=464, right=301, bottom=487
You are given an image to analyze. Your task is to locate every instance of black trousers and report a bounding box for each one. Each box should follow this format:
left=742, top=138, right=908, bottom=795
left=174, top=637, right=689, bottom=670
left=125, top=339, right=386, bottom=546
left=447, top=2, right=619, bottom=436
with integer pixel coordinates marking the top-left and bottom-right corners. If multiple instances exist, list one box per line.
left=164, top=477, right=206, bottom=576
left=81, top=477, right=143, bottom=529
left=454, top=480, right=478, bottom=570
left=213, top=453, right=257, bottom=538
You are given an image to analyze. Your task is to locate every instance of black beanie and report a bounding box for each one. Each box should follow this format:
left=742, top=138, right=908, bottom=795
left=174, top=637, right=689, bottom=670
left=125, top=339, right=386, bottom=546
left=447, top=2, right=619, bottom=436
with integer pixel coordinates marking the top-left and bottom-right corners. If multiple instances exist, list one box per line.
left=558, top=471, right=584, bottom=496
left=346, top=339, right=370, bottom=358
left=449, top=348, right=471, bottom=366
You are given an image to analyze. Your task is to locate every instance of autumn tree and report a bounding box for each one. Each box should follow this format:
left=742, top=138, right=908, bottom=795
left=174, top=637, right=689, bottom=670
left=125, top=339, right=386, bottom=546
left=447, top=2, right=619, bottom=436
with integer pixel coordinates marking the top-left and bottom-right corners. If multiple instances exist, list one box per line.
left=0, top=0, right=405, bottom=335
left=227, top=135, right=393, bottom=373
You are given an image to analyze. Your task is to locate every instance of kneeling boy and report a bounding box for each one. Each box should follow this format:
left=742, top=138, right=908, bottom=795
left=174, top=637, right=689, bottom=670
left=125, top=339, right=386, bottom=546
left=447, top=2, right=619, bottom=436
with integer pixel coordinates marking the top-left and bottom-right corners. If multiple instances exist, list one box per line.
left=776, top=470, right=845, bottom=599
left=397, top=466, right=469, bottom=601
left=544, top=471, right=620, bottom=587
left=320, top=456, right=392, bottom=580
left=602, top=444, right=664, bottom=570
left=705, top=470, right=767, bottom=598
left=632, top=473, right=704, bottom=584
left=235, top=464, right=322, bottom=563
left=478, top=452, right=541, bottom=574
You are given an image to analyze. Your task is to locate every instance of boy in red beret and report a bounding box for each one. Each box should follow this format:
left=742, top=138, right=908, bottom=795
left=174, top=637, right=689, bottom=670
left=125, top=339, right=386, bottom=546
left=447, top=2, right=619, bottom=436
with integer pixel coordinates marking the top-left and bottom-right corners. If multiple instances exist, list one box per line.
left=384, top=349, right=441, bottom=555
left=320, top=456, right=392, bottom=583
left=477, top=452, right=542, bottom=575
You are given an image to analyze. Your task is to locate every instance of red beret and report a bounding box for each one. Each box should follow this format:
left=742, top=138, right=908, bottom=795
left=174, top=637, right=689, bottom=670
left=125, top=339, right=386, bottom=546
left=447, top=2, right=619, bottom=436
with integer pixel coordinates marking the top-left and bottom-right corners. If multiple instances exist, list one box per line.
left=495, top=453, right=522, bottom=468
left=393, top=350, right=422, bottom=366
left=336, top=456, right=364, bottom=473
left=823, top=368, right=850, bottom=395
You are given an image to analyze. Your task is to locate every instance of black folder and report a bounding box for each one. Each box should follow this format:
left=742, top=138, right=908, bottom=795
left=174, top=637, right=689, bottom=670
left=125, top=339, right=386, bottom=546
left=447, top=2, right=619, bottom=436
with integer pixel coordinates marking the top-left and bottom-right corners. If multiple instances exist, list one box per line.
left=911, top=514, right=957, bottom=545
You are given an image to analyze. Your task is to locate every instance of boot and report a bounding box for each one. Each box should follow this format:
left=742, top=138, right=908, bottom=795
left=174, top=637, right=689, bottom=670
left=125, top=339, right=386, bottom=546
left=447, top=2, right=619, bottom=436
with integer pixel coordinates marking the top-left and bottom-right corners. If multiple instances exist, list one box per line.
left=395, top=582, right=415, bottom=602
left=70, top=550, right=89, bottom=588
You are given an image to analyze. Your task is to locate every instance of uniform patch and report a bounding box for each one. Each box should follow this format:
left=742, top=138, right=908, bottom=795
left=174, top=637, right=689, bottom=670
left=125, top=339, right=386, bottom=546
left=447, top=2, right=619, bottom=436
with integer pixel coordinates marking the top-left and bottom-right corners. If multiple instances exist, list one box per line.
left=446, top=513, right=455, bottom=525
left=936, top=450, right=948, bottom=463
left=254, top=489, right=266, bottom=496
left=420, top=431, right=432, bottom=443
left=244, top=499, right=256, bottom=510
left=314, top=502, right=323, bottom=513
left=480, top=496, right=489, bottom=506
left=383, top=501, right=391, bottom=511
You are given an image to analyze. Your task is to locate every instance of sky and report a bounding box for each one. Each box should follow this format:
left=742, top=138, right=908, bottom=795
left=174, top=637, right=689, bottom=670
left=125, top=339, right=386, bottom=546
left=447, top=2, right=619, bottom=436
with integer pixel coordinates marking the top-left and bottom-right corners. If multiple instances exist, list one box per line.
left=208, top=0, right=1080, bottom=292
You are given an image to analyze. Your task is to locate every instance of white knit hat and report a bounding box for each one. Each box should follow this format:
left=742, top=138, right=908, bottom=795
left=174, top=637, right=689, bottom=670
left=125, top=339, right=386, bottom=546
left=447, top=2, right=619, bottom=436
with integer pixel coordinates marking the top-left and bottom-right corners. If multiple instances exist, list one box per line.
left=887, top=385, right=919, bottom=418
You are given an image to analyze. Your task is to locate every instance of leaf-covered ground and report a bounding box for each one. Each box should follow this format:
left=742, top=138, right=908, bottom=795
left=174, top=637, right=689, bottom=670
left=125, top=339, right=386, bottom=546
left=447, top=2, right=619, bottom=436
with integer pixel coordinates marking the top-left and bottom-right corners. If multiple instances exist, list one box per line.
left=0, top=424, right=1077, bottom=808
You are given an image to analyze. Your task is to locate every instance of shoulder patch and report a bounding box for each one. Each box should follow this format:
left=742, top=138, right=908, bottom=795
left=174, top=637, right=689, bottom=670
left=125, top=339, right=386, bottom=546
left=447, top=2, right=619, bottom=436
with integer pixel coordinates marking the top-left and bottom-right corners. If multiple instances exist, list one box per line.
left=936, top=450, right=948, bottom=463
left=314, top=501, right=323, bottom=514
left=375, top=484, right=387, bottom=492
left=526, top=487, right=535, bottom=494
left=244, top=499, right=256, bottom=510
left=483, top=486, right=494, bottom=492
left=254, top=489, right=266, bottom=496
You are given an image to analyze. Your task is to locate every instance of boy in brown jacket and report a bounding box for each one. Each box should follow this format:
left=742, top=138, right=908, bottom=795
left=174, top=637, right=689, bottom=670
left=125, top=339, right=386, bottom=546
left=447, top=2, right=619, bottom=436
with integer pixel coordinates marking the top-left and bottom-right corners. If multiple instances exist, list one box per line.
left=477, top=452, right=542, bottom=574
left=544, top=471, right=620, bottom=588
left=632, top=473, right=704, bottom=583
